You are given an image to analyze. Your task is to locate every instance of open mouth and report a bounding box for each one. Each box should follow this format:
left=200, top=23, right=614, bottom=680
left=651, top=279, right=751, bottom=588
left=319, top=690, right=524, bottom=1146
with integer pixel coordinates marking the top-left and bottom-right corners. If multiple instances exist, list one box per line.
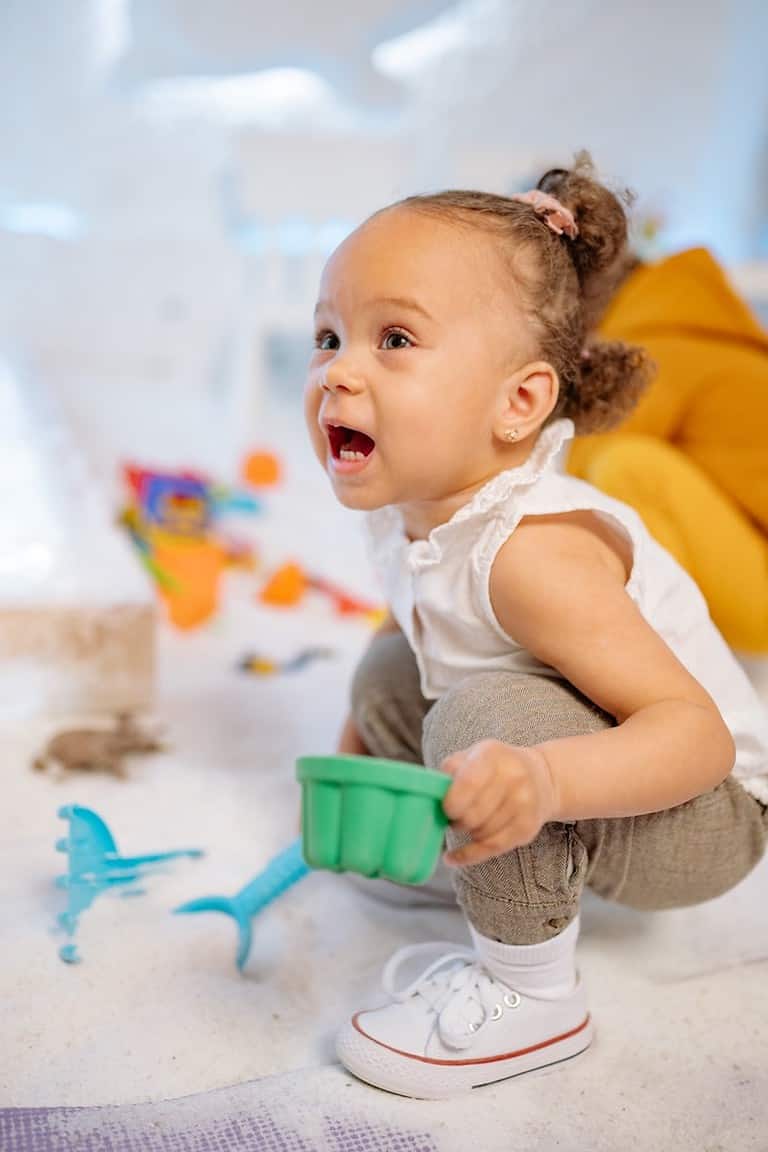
left=327, top=424, right=376, bottom=462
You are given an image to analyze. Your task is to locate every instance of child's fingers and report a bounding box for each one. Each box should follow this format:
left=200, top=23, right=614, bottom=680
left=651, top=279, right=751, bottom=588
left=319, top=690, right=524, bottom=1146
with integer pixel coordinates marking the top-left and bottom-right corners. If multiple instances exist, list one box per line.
left=461, top=804, right=517, bottom=844
left=438, top=750, right=470, bottom=778
left=444, top=836, right=509, bottom=869
left=449, top=778, right=509, bottom=833
left=441, top=759, right=495, bottom=821
left=443, top=777, right=490, bottom=823
left=446, top=803, right=544, bottom=866
left=439, top=740, right=498, bottom=779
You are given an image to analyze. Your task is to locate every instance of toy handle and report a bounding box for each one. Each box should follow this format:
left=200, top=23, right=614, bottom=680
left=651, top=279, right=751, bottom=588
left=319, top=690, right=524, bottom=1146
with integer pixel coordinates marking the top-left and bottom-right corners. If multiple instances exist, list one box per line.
left=236, top=838, right=310, bottom=915
left=111, top=849, right=204, bottom=868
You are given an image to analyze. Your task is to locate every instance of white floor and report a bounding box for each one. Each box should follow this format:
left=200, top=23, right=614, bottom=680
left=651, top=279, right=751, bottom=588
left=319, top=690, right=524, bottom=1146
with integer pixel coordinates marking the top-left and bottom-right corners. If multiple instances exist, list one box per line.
left=2, top=400, right=768, bottom=1149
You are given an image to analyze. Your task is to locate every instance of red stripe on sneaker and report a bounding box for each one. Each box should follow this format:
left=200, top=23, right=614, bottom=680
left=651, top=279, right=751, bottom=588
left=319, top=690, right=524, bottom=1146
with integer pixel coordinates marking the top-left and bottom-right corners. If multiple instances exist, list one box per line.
left=351, top=1013, right=591, bottom=1066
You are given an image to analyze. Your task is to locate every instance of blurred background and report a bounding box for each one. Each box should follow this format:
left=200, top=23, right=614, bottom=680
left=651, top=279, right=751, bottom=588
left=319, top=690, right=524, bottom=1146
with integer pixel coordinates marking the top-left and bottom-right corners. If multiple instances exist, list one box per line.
left=2, top=0, right=766, bottom=485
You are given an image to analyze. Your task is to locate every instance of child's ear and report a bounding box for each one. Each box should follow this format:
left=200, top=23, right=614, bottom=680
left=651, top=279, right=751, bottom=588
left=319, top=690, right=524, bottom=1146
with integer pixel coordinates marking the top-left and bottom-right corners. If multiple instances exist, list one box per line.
left=493, top=360, right=560, bottom=444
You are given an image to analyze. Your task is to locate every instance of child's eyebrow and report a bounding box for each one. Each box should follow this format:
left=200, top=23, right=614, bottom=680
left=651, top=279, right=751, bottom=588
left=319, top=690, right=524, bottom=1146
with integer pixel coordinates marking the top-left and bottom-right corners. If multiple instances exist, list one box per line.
left=313, top=295, right=435, bottom=324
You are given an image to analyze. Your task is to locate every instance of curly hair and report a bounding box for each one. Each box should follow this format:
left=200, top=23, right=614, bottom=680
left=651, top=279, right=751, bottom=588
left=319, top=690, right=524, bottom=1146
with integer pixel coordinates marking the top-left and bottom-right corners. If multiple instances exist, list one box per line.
left=387, top=151, right=653, bottom=434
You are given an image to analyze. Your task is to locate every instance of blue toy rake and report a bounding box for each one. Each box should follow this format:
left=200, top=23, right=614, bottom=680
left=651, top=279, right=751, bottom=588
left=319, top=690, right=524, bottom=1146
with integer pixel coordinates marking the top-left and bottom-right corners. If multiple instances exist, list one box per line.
left=56, top=804, right=203, bottom=963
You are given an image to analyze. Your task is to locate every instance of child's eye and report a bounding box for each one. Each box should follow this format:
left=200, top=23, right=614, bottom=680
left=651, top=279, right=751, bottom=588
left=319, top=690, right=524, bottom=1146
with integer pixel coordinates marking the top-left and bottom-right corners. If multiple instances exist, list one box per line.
left=314, top=331, right=338, bottom=351
left=381, top=330, right=412, bottom=350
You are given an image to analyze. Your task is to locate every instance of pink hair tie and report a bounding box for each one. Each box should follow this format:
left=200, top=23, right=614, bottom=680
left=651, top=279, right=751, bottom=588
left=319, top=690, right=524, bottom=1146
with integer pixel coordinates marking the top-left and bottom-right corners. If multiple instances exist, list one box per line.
left=511, top=189, right=578, bottom=239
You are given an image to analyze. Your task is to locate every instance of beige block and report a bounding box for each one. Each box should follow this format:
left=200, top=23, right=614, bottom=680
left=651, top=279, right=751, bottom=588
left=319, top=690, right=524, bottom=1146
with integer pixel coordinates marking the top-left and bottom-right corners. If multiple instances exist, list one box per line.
left=0, top=601, right=155, bottom=719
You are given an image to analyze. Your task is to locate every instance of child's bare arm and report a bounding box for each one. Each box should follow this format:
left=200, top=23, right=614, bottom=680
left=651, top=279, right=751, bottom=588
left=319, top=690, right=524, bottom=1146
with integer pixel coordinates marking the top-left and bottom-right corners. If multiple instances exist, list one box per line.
left=441, top=512, right=735, bottom=868
left=489, top=511, right=735, bottom=822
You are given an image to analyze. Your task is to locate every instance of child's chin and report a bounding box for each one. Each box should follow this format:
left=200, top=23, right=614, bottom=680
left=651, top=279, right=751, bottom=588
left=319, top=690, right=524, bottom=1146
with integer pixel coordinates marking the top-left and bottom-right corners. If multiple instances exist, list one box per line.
left=331, top=482, right=385, bottom=512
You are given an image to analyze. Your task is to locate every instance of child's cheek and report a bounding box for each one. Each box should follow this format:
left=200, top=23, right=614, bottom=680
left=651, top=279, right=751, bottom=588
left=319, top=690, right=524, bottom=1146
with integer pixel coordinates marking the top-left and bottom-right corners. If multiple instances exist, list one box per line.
left=303, top=391, right=322, bottom=454
left=307, top=423, right=328, bottom=469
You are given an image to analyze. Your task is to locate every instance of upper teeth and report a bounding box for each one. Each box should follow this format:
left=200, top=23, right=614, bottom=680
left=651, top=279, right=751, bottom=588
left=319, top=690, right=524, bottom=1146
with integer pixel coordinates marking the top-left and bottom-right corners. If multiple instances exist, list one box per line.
left=340, top=449, right=367, bottom=460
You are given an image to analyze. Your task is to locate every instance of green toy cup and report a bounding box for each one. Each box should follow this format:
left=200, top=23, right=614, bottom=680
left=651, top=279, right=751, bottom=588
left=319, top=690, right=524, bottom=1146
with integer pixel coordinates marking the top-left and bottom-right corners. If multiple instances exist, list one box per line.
left=296, top=755, right=451, bottom=885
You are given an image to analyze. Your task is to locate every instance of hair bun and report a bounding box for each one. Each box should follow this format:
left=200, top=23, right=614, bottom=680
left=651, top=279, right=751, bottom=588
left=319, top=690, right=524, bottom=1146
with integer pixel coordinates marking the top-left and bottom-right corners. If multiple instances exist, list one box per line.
left=537, top=152, right=633, bottom=327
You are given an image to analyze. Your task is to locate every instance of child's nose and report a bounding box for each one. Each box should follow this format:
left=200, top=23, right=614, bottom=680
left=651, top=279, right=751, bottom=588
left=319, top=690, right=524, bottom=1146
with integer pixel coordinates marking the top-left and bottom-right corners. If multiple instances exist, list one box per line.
left=321, top=363, right=364, bottom=395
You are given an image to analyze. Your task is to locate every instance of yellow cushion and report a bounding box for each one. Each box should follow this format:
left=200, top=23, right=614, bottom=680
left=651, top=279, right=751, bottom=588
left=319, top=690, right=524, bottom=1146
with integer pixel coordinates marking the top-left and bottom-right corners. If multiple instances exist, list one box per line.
left=567, top=248, right=768, bottom=651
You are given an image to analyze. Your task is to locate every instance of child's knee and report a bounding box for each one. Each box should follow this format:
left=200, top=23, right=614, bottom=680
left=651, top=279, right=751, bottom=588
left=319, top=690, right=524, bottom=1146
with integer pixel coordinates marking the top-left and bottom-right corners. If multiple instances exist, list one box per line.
left=422, top=671, right=612, bottom=769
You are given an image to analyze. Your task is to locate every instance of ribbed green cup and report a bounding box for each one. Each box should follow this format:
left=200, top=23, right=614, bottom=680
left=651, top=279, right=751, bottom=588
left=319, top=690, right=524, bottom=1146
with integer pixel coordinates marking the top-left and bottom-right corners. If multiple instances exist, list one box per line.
left=296, top=755, right=451, bottom=885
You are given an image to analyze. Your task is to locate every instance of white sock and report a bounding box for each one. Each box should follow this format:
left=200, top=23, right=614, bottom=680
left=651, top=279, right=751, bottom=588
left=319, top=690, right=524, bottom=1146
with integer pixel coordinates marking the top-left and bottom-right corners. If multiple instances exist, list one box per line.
left=469, top=915, right=580, bottom=1000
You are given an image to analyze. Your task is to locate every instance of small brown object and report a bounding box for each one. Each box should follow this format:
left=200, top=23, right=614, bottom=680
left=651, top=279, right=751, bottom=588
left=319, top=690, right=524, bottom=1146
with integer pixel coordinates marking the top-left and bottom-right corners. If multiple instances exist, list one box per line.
left=32, top=713, right=165, bottom=780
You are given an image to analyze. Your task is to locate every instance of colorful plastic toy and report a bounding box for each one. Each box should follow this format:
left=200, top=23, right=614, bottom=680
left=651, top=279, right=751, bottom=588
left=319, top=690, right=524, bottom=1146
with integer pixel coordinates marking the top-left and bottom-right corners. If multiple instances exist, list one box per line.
left=141, top=473, right=212, bottom=535
left=259, top=561, right=307, bottom=607
left=123, top=465, right=264, bottom=533
left=119, top=506, right=179, bottom=591
left=259, top=562, right=384, bottom=625
left=237, top=646, right=335, bottom=676
left=174, top=838, right=310, bottom=971
left=151, top=532, right=226, bottom=630
left=297, top=755, right=450, bottom=884
left=306, top=574, right=382, bottom=620
left=241, top=450, right=282, bottom=488
left=55, top=805, right=203, bottom=964
left=120, top=461, right=268, bottom=629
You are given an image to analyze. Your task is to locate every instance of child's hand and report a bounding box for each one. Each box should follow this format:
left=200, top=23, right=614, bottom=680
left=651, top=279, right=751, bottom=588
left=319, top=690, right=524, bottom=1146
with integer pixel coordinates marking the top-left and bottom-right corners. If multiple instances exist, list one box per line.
left=440, top=740, right=558, bottom=868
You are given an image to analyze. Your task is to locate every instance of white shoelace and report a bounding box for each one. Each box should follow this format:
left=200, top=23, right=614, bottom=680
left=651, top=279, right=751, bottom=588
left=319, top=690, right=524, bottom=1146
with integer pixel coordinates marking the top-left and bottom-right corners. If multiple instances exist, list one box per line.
left=382, top=942, right=520, bottom=1051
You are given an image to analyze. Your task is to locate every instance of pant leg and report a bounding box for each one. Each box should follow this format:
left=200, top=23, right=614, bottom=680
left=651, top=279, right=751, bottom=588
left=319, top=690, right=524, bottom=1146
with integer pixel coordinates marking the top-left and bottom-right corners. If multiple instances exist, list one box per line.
left=422, top=673, right=767, bottom=940
left=577, top=776, right=768, bottom=910
left=351, top=634, right=768, bottom=936
left=422, top=671, right=614, bottom=944
left=351, top=631, right=431, bottom=763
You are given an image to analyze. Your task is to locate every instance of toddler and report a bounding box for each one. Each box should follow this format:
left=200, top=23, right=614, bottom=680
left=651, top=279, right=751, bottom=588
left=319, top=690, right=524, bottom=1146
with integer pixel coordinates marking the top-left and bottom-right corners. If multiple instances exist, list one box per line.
left=303, top=154, right=768, bottom=1099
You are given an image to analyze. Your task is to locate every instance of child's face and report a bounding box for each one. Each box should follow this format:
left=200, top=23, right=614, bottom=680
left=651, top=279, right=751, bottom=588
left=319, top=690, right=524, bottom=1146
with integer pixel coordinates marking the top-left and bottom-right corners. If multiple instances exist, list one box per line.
left=305, top=207, right=528, bottom=524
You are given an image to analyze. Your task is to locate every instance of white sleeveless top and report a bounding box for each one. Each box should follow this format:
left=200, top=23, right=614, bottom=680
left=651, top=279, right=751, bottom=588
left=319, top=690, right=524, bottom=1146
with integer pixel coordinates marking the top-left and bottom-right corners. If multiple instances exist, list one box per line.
left=365, top=418, right=768, bottom=804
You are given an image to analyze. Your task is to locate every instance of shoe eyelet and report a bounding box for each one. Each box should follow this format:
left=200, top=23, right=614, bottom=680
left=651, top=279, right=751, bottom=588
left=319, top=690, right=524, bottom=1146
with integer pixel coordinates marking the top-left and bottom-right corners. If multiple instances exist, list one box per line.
left=490, top=1003, right=503, bottom=1022
left=469, top=1020, right=480, bottom=1033
left=503, top=991, right=521, bottom=1009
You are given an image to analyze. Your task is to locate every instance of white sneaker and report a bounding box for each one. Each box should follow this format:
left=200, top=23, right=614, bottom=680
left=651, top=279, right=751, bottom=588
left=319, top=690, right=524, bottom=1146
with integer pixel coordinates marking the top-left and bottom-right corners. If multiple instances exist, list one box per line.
left=336, top=941, right=593, bottom=1099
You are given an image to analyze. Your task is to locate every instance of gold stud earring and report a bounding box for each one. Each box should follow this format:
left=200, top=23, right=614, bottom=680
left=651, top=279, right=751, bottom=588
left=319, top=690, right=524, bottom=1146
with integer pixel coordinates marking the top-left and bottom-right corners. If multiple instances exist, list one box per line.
left=503, top=428, right=520, bottom=442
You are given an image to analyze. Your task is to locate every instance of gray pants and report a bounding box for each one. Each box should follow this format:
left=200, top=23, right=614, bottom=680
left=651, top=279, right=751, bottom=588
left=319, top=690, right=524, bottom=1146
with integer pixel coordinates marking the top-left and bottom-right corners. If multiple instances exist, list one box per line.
left=351, top=632, right=768, bottom=944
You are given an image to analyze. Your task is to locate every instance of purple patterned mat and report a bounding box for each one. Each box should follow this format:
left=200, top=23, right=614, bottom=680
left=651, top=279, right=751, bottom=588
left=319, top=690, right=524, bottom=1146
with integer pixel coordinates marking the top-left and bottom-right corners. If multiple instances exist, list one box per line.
left=0, top=1098, right=439, bottom=1152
